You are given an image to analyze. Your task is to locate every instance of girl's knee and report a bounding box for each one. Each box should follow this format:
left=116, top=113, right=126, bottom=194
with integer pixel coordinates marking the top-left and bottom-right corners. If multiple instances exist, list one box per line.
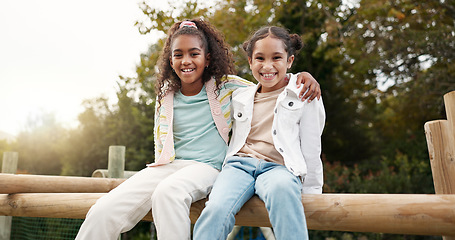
left=152, top=183, right=172, bottom=202
left=262, top=181, right=301, bottom=204
left=152, top=181, right=191, bottom=207
left=270, top=179, right=298, bottom=192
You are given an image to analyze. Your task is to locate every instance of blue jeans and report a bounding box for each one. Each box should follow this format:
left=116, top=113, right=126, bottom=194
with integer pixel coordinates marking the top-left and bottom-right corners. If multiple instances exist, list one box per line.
left=193, top=156, right=308, bottom=240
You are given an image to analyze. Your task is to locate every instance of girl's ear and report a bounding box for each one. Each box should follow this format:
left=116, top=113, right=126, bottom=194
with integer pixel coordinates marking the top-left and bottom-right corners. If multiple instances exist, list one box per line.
left=205, top=53, right=211, bottom=68
left=287, top=55, right=295, bottom=69
left=169, top=57, right=174, bottom=68
left=248, top=57, right=253, bottom=69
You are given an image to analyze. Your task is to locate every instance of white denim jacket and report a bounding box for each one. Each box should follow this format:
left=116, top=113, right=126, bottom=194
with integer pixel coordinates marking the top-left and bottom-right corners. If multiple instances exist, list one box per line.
left=225, top=73, right=326, bottom=194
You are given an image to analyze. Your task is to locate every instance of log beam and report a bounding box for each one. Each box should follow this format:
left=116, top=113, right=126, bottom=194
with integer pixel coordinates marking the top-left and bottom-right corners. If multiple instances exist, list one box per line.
left=0, top=173, right=124, bottom=194
left=0, top=193, right=454, bottom=237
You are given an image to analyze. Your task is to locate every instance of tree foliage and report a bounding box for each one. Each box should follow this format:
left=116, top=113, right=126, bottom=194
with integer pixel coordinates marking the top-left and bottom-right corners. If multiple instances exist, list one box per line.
left=60, top=79, right=155, bottom=177
left=344, top=0, right=455, bottom=163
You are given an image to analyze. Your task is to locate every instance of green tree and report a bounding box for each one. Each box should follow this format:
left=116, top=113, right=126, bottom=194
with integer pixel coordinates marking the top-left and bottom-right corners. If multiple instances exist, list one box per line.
left=344, top=0, right=455, bottom=161
left=60, top=97, right=113, bottom=176
left=106, top=77, right=155, bottom=171
left=60, top=75, right=156, bottom=176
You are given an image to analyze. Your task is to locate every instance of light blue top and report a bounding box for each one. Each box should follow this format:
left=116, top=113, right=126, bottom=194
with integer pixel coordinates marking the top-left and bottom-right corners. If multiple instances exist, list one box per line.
left=173, top=85, right=227, bottom=170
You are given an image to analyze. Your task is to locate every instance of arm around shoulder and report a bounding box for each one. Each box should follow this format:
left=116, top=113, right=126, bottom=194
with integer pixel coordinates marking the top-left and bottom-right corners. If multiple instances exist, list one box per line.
left=224, top=75, right=255, bottom=88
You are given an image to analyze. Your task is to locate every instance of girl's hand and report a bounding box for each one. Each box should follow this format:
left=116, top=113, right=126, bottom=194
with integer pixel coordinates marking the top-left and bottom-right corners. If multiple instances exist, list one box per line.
left=296, top=72, right=321, bottom=102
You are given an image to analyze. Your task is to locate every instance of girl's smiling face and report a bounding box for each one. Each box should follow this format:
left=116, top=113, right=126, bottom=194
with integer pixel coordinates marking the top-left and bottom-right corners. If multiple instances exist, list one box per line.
left=170, top=34, right=210, bottom=96
left=248, top=36, right=294, bottom=93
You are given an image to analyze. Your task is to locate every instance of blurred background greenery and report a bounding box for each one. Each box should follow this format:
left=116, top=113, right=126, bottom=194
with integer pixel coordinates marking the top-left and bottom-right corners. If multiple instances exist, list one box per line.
left=1, top=0, right=454, bottom=239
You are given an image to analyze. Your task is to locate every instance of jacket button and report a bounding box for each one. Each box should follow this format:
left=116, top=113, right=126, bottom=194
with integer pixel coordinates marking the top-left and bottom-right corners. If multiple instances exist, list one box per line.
left=273, top=130, right=277, bottom=135
left=279, top=148, right=283, bottom=152
left=237, top=112, right=242, bottom=117
left=274, top=108, right=277, bottom=113
left=288, top=101, right=294, bottom=107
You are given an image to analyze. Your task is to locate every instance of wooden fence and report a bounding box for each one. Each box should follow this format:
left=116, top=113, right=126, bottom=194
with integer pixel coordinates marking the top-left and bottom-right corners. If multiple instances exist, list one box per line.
left=1, top=91, right=455, bottom=239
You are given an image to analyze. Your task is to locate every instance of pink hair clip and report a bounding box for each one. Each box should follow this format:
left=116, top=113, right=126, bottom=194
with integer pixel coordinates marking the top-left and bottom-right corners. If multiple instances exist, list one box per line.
left=179, top=21, right=197, bottom=29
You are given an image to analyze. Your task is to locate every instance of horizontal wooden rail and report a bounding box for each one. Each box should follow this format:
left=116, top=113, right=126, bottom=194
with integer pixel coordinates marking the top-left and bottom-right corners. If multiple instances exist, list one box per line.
left=0, top=173, right=125, bottom=194
left=92, top=169, right=137, bottom=179
left=1, top=192, right=454, bottom=236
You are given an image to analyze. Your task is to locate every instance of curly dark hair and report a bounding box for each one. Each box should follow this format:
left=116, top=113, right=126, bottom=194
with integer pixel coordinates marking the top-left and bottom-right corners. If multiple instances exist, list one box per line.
left=242, top=26, right=303, bottom=59
left=155, top=18, right=236, bottom=103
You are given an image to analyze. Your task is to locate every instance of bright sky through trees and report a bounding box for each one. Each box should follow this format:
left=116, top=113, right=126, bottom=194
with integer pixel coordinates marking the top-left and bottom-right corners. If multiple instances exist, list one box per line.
left=0, top=0, right=166, bottom=135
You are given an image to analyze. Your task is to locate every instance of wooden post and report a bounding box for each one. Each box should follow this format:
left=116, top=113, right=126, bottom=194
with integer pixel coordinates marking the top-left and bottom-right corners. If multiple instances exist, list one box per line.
left=424, top=91, right=455, bottom=240
left=0, top=152, right=18, bottom=240
left=1, top=152, right=18, bottom=174
left=107, top=146, right=125, bottom=240
left=107, top=146, right=125, bottom=179
left=91, top=169, right=137, bottom=179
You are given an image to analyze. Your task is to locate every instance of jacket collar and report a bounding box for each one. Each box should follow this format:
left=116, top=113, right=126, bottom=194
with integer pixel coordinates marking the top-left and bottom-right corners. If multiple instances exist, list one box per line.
left=234, top=84, right=257, bottom=109
left=284, top=73, right=303, bottom=98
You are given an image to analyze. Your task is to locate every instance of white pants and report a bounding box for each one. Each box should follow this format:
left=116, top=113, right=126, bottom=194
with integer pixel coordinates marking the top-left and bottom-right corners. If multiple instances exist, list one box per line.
left=75, top=160, right=219, bottom=240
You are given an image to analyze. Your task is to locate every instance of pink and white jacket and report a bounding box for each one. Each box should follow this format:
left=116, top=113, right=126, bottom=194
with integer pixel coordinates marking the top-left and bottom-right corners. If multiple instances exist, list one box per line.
left=150, top=75, right=253, bottom=166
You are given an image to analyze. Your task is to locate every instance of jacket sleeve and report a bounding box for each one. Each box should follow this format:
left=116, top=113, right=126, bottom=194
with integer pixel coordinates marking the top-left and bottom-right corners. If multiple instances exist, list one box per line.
left=300, top=97, right=326, bottom=194
left=223, top=75, right=255, bottom=89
